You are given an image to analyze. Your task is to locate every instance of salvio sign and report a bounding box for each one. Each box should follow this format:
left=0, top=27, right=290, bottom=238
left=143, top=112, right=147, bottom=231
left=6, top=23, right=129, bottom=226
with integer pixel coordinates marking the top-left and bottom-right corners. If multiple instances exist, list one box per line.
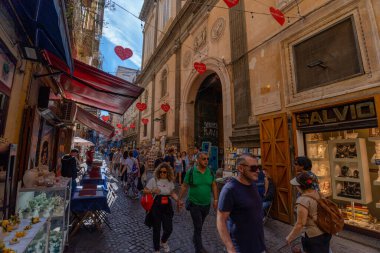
left=295, top=99, right=377, bottom=130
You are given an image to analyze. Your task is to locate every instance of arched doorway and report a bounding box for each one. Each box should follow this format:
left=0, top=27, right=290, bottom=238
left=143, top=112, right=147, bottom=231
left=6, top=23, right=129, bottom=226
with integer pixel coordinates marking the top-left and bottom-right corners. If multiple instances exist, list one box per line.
left=194, top=73, right=224, bottom=170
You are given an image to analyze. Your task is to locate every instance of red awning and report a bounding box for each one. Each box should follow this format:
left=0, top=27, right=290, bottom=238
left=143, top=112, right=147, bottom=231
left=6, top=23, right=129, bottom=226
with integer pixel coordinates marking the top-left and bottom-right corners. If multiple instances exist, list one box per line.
left=76, top=107, right=114, bottom=138
left=44, top=51, right=144, bottom=114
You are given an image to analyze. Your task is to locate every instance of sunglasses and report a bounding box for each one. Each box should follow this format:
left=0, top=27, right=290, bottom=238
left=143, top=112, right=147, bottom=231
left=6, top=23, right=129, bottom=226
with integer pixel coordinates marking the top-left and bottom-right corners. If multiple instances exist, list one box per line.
left=159, top=171, right=167, bottom=174
left=240, top=164, right=260, bottom=172
left=201, top=157, right=209, bottom=161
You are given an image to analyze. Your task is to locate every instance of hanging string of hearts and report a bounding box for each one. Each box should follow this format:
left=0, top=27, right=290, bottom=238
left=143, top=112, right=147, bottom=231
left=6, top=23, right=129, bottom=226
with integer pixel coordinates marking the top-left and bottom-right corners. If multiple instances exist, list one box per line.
left=136, top=102, right=147, bottom=111
left=130, top=123, right=136, bottom=129
left=269, top=7, right=285, bottom=26
left=161, top=103, right=170, bottom=113
left=117, top=123, right=122, bottom=129
left=194, top=62, right=207, bottom=74
left=142, top=118, right=149, bottom=125
left=101, top=115, right=110, bottom=122
left=114, top=46, right=133, bottom=60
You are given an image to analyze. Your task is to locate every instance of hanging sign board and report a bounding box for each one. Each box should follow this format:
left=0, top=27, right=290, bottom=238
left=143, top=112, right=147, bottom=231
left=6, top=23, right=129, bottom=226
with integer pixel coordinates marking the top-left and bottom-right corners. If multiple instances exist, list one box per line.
left=294, top=98, right=377, bottom=132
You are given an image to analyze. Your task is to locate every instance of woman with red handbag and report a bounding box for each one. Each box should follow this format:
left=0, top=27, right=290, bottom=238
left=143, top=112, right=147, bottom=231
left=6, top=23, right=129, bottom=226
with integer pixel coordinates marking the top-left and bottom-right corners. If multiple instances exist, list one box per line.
left=143, top=163, right=179, bottom=253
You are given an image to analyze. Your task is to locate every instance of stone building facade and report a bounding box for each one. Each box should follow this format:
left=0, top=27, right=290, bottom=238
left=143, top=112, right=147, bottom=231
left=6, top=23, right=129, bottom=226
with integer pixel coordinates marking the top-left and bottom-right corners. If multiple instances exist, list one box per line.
left=138, top=0, right=380, bottom=227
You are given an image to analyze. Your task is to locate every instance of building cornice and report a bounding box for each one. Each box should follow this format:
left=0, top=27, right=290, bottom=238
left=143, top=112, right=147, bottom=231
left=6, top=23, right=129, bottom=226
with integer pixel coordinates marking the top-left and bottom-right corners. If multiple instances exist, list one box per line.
left=136, top=0, right=218, bottom=86
left=139, top=0, right=155, bottom=21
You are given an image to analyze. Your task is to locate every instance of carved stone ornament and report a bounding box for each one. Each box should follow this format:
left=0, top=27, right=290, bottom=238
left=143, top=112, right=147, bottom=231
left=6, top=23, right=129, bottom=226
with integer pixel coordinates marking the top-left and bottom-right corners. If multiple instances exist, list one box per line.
left=183, top=50, right=192, bottom=67
left=211, top=18, right=226, bottom=42
left=193, top=27, right=207, bottom=52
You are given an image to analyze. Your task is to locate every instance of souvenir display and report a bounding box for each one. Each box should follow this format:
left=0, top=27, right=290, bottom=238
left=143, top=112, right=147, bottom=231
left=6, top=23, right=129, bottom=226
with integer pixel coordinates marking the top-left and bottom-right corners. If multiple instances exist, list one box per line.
left=335, top=143, right=357, bottom=158
left=16, top=178, right=71, bottom=253
left=329, top=138, right=372, bottom=204
left=341, top=204, right=380, bottom=232
left=368, top=137, right=380, bottom=183
left=337, top=182, right=361, bottom=199
left=319, top=179, right=331, bottom=197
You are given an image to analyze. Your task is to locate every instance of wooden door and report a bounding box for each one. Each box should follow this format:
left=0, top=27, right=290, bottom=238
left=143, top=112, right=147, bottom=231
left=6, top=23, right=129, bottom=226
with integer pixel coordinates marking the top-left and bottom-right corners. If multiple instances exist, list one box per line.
left=259, top=113, right=292, bottom=223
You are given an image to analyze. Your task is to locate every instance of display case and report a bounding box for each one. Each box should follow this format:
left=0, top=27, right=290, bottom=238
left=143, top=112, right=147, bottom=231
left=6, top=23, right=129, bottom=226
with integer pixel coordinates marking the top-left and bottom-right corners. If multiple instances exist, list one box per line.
left=2, top=218, right=49, bottom=253
left=328, top=138, right=372, bottom=204
left=305, top=134, right=331, bottom=197
left=16, top=178, right=71, bottom=253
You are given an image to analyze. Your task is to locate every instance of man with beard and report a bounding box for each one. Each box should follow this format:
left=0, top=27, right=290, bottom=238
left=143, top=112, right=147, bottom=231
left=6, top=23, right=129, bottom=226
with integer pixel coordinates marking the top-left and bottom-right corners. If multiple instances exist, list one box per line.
left=217, top=154, right=266, bottom=253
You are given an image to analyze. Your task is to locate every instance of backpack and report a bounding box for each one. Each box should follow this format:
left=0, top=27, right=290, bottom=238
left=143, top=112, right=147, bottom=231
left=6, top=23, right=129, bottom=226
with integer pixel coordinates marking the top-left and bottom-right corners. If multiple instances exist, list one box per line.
left=303, top=194, right=344, bottom=235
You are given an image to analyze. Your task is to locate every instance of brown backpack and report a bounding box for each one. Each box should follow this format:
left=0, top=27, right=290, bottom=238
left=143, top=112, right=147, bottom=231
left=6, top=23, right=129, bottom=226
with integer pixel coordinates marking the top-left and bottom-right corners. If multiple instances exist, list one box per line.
left=303, top=194, right=345, bottom=235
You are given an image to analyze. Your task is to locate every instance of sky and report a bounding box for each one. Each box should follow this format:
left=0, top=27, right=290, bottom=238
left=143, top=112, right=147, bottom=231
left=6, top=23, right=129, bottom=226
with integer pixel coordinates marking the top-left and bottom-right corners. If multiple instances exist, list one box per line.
left=100, top=0, right=144, bottom=74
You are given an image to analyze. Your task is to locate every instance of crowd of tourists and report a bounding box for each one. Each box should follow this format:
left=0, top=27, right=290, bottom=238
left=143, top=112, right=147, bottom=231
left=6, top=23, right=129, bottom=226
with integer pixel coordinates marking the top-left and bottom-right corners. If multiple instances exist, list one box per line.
left=73, top=144, right=341, bottom=253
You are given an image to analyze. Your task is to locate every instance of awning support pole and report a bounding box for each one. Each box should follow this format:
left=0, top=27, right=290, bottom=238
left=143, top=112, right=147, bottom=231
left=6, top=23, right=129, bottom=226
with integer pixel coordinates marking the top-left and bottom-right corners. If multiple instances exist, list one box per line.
left=34, top=71, right=63, bottom=79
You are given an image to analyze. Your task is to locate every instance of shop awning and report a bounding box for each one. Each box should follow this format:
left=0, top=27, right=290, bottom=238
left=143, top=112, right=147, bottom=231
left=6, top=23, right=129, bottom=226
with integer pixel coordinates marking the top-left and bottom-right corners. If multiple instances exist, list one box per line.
left=44, top=51, right=144, bottom=114
left=73, top=137, right=95, bottom=147
left=8, top=0, right=73, bottom=72
left=76, top=107, right=115, bottom=138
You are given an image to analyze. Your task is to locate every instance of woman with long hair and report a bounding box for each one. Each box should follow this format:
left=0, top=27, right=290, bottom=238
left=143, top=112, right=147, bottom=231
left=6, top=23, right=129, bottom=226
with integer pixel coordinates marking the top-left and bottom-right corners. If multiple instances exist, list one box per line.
left=120, top=151, right=129, bottom=187
left=143, top=163, right=179, bottom=253
left=286, top=172, right=331, bottom=253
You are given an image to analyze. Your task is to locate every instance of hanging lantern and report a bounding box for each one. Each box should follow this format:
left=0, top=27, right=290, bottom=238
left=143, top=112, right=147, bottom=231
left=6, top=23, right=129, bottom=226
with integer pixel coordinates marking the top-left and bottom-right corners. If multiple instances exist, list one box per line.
left=269, top=7, right=285, bottom=26
left=161, top=103, right=170, bottom=112
left=114, top=46, right=133, bottom=60
left=194, top=62, right=207, bottom=74
left=223, top=0, right=239, bottom=8
left=136, top=102, right=147, bottom=111
left=142, top=118, right=149, bottom=125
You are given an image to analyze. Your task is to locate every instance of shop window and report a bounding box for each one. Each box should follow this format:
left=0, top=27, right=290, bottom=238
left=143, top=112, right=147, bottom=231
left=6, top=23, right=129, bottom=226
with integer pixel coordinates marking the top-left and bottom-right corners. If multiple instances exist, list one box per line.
left=303, top=129, right=380, bottom=234
left=293, top=16, right=363, bottom=92
left=0, top=92, right=8, bottom=136
left=160, top=69, right=167, bottom=98
left=160, top=114, right=167, bottom=132
left=143, top=124, right=147, bottom=137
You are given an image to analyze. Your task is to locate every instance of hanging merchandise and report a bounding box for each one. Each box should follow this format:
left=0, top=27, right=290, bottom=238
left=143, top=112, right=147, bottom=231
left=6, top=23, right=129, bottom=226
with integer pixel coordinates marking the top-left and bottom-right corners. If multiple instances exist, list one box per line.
left=142, top=118, right=149, bottom=125
left=114, top=46, right=133, bottom=60
left=124, top=127, right=129, bottom=131
left=136, top=102, right=147, bottom=111
left=223, top=0, right=239, bottom=8
left=130, top=123, right=136, bottom=129
left=161, top=103, right=170, bottom=112
left=101, top=115, right=110, bottom=122
left=269, top=7, right=285, bottom=26
left=117, top=123, right=122, bottom=129
left=194, top=62, right=207, bottom=74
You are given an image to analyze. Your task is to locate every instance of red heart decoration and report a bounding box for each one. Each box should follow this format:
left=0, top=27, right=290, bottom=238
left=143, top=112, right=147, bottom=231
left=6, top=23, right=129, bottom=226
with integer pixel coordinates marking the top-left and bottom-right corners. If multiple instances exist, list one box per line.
left=161, top=103, right=170, bottom=112
left=136, top=102, right=147, bottom=111
left=114, top=46, right=133, bottom=60
left=117, top=123, right=122, bottom=129
left=142, top=118, right=149, bottom=125
left=269, top=7, right=285, bottom=26
left=194, top=62, right=207, bottom=74
left=123, top=127, right=129, bottom=131
left=223, top=0, right=239, bottom=8
left=130, top=123, right=136, bottom=129
left=101, top=115, right=110, bottom=122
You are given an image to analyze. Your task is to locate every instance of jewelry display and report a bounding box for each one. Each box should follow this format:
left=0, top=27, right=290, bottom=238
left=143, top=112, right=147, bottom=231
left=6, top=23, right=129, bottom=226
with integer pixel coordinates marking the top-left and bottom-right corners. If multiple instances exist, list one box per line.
left=335, top=143, right=357, bottom=158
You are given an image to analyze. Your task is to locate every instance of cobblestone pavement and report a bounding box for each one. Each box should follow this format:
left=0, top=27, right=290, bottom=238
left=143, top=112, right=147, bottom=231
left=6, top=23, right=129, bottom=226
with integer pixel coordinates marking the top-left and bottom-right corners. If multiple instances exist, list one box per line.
left=66, top=176, right=380, bottom=253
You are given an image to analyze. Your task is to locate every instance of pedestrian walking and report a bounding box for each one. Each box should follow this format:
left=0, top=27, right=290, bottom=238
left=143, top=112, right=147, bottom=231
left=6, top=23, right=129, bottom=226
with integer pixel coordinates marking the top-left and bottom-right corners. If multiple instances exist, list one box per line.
left=174, top=152, right=183, bottom=185
left=178, top=152, right=218, bottom=253
left=181, top=151, right=190, bottom=183
left=121, top=151, right=139, bottom=199
left=294, top=156, right=320, bottom=191
left=112, top=148, right=122, bottom=177
left=216, top=154, right=266, bottom=253
left=154, top=151, right=165, bottom=169
left=144, top=163, right=179, bottom=253
left=286, top=172, right=332, bottom=253
left=164, top=148, right=175, bottom=168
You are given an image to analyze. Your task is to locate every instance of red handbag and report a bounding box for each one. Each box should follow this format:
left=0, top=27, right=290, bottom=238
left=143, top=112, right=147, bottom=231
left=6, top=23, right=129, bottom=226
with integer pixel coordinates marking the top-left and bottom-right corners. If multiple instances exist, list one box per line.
left=141, top=193, right=154, bottom=212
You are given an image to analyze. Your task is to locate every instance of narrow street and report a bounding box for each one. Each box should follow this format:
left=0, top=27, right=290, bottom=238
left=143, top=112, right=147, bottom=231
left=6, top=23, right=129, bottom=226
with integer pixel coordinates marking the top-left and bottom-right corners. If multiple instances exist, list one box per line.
left=66, top=175, right=380, bottom=253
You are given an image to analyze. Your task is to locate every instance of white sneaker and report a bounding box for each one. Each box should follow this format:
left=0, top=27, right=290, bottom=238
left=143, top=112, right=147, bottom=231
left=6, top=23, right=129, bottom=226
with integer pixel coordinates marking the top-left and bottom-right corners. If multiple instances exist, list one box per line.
left=161, top=242, right=170, bottom=252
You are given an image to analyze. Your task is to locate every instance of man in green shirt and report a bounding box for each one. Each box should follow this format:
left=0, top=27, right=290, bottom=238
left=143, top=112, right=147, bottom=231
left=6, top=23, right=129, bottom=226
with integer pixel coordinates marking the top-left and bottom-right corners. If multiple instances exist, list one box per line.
left=178, top=152, right=218, bottom=253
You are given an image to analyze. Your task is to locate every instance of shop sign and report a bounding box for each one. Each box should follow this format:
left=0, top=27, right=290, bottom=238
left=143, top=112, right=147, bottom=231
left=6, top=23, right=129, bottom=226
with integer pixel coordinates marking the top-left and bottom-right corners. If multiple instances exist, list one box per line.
left=295, top=99, right=377, bottom=129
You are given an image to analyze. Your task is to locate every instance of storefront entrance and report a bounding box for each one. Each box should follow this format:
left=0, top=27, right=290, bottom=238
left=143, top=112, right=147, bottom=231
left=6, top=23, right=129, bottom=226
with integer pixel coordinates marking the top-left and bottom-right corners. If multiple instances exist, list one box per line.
left=259, top=113, right=292, bottom=223
left=194, top=73, right=224, bottom=170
